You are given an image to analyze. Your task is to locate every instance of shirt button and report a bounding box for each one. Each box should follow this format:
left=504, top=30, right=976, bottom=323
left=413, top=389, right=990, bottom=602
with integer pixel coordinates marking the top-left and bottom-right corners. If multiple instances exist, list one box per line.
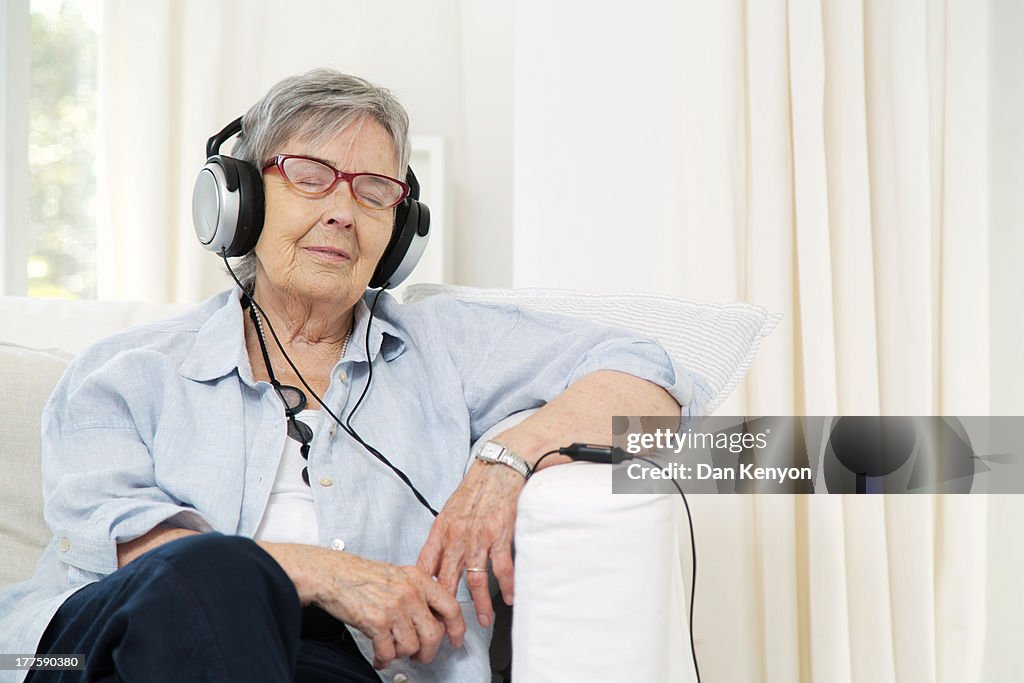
left=331, top=538, right=345, bottom=551
left=329, top=424, right=337, bottom=437
left=337, top=369, right=348, bottom=383
left=59, top=538, right=70, bottom=552
left=393, top=674, right=408, bottom=683
left=319, top=477, right=334, bottom=487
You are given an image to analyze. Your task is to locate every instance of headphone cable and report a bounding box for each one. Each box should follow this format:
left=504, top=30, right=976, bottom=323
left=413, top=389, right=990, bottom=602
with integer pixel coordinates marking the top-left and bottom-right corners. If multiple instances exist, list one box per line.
left=636, top=455, right=700, bottom=683
left=221, top=252, right=439, bottom=517
left=344, top=287, right=384, bottom=428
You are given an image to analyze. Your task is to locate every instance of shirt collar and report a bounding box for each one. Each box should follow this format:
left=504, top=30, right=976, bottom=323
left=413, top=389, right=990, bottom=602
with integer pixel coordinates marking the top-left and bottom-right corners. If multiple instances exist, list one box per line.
left=178, top=288, right=406, bottom=383
left=177, top=289, right=248, bottom=382
left=349, top=289, right=406, bottom=363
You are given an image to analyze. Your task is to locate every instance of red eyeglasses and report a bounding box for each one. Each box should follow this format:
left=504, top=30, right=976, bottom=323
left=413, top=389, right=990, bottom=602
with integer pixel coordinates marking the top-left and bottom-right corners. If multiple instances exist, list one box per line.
left=263, top=154, right=410, bottom=210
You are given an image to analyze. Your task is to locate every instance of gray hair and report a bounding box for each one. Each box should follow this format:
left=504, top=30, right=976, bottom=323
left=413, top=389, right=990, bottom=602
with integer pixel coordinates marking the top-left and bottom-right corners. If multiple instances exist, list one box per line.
left=227, top=68, right=411, bottom=288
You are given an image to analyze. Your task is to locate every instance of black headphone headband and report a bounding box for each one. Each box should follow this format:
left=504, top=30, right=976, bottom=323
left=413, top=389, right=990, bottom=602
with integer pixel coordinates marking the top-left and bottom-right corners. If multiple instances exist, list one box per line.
left=192, top=116, right=430, bottom=289
left=206, top=117, right=244, bottom=159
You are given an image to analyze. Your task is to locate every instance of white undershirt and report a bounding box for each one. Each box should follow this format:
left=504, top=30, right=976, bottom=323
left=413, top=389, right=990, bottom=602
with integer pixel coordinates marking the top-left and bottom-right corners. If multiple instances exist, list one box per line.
left=253, top=409, right=322, bottom=545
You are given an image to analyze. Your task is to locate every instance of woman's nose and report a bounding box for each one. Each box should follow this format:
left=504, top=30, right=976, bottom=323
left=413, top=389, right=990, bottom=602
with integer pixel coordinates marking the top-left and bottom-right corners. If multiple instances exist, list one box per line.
left=320, top=180, right=358, bottom=229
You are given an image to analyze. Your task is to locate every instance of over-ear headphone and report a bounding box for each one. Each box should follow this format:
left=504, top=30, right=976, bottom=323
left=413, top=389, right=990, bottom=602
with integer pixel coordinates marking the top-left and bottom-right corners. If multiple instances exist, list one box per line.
left=192, top=116, right=430, bottom=289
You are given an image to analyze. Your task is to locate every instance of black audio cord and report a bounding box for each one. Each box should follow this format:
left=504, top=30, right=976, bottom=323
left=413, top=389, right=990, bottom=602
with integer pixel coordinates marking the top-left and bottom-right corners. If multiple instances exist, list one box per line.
left=637, top=455, right=700, bottom=683
left=344, top=287, right=384, bottom=430
left=222, top=252, right=439, bottom=517
left=533, top=443, right=701, bottom=683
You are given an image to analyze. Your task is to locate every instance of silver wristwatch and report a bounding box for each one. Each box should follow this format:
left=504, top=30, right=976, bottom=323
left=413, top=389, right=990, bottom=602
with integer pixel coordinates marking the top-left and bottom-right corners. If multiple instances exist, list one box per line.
left=475, top=441, right=533, bottom=479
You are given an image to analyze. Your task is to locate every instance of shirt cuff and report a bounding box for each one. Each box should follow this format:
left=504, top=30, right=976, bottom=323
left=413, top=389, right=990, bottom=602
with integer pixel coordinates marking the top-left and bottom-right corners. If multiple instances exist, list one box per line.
left=54, top=507, right=213, bottom=575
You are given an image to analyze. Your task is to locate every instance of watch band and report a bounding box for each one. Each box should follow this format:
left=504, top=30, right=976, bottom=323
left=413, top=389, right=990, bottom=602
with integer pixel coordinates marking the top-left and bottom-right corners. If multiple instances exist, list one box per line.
left=475, top=440, right=533, bottom=479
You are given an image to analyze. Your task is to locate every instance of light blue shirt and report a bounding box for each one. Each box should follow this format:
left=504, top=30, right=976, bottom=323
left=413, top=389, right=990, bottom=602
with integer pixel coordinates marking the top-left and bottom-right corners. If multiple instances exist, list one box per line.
left=0, top=288, right=700, bottom=683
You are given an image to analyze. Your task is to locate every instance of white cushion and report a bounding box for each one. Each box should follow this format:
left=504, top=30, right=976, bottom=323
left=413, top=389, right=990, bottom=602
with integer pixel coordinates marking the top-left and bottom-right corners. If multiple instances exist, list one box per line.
left=0, top=296, right=191, bottom=354
left=0, top=343, right=71, bottom=588
left=513, top=463, right=697, bottom=682
left=402, top=284, right=781, bottom=414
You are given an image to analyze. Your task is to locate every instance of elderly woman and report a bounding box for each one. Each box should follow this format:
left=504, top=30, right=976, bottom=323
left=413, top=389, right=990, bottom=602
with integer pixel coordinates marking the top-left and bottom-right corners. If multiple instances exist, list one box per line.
left=0, top=69, right=696, bottom=683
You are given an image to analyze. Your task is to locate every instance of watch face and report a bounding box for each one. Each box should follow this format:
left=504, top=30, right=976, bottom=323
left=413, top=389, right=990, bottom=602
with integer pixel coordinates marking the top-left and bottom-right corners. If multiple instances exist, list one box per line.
left=479, top=442, right=503, bottom=461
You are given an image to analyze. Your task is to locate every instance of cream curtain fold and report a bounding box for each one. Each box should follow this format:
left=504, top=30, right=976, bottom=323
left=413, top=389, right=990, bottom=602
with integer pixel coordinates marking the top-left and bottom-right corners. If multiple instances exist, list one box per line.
left=709, top=0, right=989, bottom=679
left=96, top=0, right=269, bottom=304
left=712, top=0, right=990, bottom=679
left=683, top=495, right=989, bottom=682
left=737, top=0, right=989, bottom=418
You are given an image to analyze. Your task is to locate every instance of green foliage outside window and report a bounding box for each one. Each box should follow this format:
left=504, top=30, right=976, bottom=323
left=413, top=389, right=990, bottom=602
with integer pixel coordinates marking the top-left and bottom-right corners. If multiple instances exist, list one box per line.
left=28, top=1, right=98, bottom=299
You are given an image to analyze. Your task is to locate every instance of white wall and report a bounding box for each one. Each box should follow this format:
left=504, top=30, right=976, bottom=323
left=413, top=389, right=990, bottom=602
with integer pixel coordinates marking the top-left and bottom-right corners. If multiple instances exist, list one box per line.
left=513, top=1, right=740, bottom=300
left=455, top=1, right=514, bottom=287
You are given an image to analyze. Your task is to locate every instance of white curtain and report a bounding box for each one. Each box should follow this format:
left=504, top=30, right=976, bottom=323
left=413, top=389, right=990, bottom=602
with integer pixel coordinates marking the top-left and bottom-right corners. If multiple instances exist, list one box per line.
left=513, top=0, right=1003, bottom=680
left=96, top=0, right=267, bottom=303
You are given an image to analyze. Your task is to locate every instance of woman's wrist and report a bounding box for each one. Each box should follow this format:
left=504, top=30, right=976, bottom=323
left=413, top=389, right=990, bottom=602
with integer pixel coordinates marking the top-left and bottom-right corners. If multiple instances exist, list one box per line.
left=491, top=430, right=569, bottom=473
left=257, top=541, right=327, bottom=607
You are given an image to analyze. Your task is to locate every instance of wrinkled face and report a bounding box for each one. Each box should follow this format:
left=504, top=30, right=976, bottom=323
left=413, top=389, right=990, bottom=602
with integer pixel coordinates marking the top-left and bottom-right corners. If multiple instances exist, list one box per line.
left=253, top=118, right=398, bottom=306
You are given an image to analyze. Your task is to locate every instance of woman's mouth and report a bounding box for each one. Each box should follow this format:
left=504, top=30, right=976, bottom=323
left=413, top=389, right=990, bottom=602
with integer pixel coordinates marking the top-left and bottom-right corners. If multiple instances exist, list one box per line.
left=303, top=246, right=351, bottom=262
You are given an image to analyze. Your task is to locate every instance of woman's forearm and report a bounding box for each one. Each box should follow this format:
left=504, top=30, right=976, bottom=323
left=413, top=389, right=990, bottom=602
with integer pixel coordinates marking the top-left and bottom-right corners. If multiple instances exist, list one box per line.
left=494, top=369, right=680, bottom=471
left=116, top=525, right=199, bottom=567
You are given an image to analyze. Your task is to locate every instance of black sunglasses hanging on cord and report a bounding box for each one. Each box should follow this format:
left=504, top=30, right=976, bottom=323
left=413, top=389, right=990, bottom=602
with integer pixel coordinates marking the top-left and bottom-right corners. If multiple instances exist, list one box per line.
left=248, top=300, right=322, bottom=487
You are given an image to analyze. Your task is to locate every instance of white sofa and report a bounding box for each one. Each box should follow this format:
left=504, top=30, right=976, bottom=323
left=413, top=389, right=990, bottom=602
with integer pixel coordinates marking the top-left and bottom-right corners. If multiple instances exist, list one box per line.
left=0, top=285, right=778, bottom=682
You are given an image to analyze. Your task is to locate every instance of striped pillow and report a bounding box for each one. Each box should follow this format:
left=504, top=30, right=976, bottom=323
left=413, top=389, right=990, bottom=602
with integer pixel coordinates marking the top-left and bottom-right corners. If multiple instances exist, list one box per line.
left=401, top=284, right=780, bottom=415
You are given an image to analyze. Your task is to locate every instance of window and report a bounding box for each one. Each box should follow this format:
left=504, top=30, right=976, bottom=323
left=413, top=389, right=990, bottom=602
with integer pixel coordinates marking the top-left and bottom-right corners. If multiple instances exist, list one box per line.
left=26, top=0, right=100, bottom=299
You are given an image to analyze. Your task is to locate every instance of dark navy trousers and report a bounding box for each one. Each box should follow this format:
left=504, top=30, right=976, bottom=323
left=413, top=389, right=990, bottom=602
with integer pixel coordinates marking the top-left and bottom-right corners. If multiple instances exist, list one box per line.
left=27, top=533, right=380, bottom=682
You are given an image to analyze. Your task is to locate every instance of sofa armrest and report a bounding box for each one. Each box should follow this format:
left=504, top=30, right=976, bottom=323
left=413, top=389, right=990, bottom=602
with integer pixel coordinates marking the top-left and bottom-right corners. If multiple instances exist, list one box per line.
left=512, top=463, right=697, bottom=683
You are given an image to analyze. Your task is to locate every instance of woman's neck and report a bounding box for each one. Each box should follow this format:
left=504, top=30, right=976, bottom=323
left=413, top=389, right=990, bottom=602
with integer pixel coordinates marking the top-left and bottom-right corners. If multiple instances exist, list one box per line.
left=248, top=283, right=356, bottom=356
left=243, top=286, right=356, bottom=400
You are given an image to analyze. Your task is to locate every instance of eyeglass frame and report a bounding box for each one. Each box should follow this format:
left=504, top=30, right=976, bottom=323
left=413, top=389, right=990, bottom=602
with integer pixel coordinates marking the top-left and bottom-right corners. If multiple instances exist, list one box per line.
left=262, top=153, right=411, bottom=210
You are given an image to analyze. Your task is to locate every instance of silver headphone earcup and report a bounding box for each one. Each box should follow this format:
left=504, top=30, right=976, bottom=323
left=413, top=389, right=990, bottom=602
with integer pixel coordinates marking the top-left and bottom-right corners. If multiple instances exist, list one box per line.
left=370, top=198, right=431, bottom=289
left=385, top=228, right=430, bottom=288
left=193, top=162, right=241, bottom=254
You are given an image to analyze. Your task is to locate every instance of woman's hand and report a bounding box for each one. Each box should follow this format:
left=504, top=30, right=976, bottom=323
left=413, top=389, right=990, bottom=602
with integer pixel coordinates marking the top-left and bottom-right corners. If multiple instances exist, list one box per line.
left=416, top=461, right=525, bottom=628
left=263, top=543, right=465, bottom=670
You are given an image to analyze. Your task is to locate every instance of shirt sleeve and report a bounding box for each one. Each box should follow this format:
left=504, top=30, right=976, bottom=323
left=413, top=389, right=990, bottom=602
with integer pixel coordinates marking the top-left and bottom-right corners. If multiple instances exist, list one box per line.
left=40, top=349, right=213, bottom=576
left=443, top=298, right=705, bottom=443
